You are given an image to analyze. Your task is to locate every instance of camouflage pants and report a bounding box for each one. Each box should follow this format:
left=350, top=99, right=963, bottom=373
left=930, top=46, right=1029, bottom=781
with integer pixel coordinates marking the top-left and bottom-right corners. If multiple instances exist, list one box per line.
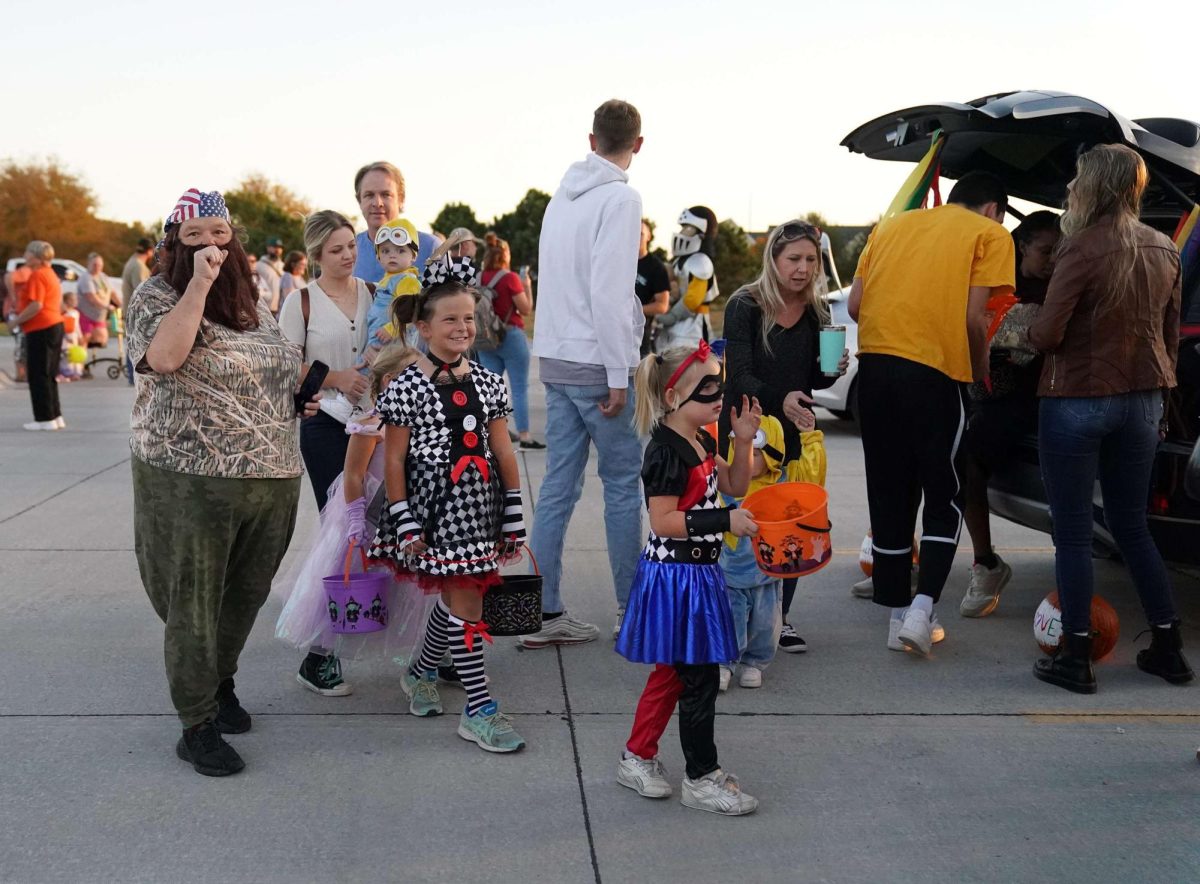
left=132, top=458, right=300, bottom=727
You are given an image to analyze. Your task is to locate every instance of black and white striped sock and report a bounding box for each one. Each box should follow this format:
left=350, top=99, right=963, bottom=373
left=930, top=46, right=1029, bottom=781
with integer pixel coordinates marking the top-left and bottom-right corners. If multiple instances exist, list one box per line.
left=448, top=615, right=494, bottom=716
left=412, top=601, right=451, bottom=676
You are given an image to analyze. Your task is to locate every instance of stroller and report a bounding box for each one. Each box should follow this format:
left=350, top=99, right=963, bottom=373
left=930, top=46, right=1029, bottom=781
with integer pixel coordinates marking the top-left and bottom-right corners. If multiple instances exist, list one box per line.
left=83, top=307, right=129, bottom=381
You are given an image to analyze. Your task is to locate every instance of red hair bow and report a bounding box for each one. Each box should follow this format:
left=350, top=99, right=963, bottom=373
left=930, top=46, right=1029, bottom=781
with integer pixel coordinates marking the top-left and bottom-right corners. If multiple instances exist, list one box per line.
left=665, top=340, right=712, bottom=392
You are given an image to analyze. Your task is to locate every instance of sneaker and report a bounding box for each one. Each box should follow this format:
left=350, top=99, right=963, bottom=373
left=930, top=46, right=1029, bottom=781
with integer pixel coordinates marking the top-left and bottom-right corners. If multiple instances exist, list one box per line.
left=296, top=652, right=353, bottom=697
left=457, top=702, right=526, bottom=753
left=617, top=753, right=672, bottom=798
left=778, top=623, right=807, bottom=654
left=23, top=420, right=59, bottom=431
left=175, top=721, right=245, bottom=777
left=739, top=667, right=763, bottom=689
left=214, top=678, right=251, bottom=734
left=897, top=608, right=934, bottom=657
left=437, top=664, right=462, bottom=686
left=680, top=769, right=758, bottom=816
left=519, top=613, right=599, bottom=648
left=53, top=416, right=66, bottom=429
left=612, top=608, right=625, bottom=640
left=888, top=613, right=946, bottom=651
left=401, top=670, right=443, bottom=717
left=960, top=556, right=1012, bottom=618
left=719, top=667, right=732, bottom=692
left=519, top=439, right=547, bottom=450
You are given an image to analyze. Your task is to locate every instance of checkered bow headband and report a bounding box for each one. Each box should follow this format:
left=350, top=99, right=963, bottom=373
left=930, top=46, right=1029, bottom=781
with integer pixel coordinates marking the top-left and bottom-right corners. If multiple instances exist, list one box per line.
left=421, top=254, right=480, bottom=288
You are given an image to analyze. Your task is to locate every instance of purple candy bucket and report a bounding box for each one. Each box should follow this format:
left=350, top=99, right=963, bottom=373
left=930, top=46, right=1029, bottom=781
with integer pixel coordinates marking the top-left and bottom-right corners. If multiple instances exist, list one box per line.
left=324, top=544, right=390, bottom=634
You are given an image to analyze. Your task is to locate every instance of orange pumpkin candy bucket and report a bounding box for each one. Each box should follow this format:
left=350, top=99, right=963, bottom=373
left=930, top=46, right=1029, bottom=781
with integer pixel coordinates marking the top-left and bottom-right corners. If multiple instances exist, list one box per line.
left=741, top=481, right=832, bottom=578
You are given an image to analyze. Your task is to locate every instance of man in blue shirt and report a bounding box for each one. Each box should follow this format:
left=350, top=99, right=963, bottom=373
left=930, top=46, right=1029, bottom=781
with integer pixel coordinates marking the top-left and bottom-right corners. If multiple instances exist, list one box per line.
left=351, top=161, right=437, bottom=282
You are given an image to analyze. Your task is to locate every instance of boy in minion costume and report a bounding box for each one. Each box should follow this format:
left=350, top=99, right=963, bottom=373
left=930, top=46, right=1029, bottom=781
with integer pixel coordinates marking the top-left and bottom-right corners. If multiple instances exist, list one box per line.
left=365, top=217, right=424, bottom=364
left=718, top=414, right=787, bottom=691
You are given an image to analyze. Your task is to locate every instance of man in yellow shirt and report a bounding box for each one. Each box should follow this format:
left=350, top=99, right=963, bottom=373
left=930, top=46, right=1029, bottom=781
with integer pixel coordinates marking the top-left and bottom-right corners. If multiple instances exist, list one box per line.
left=848, top=172, right=1015, bottom=656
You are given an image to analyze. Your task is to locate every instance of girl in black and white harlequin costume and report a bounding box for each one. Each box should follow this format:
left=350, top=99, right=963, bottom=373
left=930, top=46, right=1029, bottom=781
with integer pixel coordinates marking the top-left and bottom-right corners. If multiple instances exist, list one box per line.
left=614, top=340, right=764, bottom=815
left=369, top=256, right=527, bottom=753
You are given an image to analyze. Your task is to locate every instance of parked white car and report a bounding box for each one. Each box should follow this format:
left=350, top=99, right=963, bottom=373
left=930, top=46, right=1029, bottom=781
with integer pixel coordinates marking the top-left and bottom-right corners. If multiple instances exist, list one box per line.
left=811, top=285, right=860, bottom=420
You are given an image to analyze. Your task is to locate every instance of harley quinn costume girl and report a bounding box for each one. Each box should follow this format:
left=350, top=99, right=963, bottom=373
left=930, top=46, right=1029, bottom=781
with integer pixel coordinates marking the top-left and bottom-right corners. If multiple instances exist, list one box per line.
left=615, top=340, right=761, bottom=815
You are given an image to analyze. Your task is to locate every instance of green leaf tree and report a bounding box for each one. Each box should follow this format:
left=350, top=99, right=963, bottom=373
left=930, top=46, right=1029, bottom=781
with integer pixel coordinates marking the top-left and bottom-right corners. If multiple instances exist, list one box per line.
left=224, top=174, right=312, bottom=257
left=712, top=218, right=761, bottom=301
left=490, top=189, right=552, bottom=272
left=430, top=202, right=485, bottom=238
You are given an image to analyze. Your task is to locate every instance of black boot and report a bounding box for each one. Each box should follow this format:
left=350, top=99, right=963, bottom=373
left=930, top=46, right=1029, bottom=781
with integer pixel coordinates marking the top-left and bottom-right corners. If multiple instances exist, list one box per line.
left=1136, top=622, right=1195, bottom=685
left=214, top=677, right=251, bottom=734
left=1034, top=632, right=1097, bottom=694
left=175, top=721, right=245, bottom=777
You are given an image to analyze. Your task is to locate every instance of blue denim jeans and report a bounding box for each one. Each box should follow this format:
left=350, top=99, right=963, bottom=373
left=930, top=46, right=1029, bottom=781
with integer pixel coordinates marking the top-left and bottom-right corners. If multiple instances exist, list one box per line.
left=529, top=382, right=643, bottom=611
left=475, top=329, right=532, bottom=433
left=1038, top=391, right=1178, bottom=634
left=726, top=582, right=781, bottom=669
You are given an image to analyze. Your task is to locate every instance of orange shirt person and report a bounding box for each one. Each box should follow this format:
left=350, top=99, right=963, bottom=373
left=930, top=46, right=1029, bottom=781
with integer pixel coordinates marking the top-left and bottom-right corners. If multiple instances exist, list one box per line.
left=10, top=241, right=67, bottom=430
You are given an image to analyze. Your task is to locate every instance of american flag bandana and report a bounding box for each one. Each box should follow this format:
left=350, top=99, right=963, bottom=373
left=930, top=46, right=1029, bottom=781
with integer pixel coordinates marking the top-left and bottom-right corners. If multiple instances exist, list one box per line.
left=164, top=189, right=230, bottom=231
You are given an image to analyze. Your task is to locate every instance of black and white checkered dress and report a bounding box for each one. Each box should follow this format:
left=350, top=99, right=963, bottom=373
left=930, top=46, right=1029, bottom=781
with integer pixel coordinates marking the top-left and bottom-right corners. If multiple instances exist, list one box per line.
left=369, top=362, right=511, bottom=581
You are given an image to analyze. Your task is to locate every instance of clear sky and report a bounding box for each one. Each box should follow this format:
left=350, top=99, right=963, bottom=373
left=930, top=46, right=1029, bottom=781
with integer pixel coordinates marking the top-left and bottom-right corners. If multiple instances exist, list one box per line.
left=3, top=0, right=1194, bottom=240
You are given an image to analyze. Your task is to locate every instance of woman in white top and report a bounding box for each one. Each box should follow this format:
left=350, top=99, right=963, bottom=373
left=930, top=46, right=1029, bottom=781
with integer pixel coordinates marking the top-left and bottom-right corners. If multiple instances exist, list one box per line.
left=277, top=210, right=373, bottom=698
left=278, top=210, right=372, bottom=509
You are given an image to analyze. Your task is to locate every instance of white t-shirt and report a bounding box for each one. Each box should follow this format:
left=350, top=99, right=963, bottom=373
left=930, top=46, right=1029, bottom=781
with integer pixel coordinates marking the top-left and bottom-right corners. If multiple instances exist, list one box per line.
left=277, top=278, right=371, bottom=392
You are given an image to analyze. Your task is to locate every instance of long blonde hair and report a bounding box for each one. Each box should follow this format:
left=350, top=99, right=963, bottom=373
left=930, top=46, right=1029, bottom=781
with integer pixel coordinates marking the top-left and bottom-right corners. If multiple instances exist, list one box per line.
left=633, top=346, right=697, bottom=436
left=1060, top=144, right=1147, bottom=307
left=739, top=220, right=830, bottom=356
left=369, top=340, right=419, bottom=400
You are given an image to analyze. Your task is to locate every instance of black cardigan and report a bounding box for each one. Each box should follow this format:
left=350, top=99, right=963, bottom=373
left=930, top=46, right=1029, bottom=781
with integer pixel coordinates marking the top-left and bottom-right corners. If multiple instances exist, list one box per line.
left=719, top=289, right=835, bottom=463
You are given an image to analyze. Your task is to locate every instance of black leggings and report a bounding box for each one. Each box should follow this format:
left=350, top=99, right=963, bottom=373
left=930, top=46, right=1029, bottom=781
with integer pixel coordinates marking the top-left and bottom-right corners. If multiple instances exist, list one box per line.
left=676, top=663, right=720, bottom=780
left=858, top=354, right=966, bottom=607
left=300, top=410, right=351, bottom=509
left=25, top=323, right=64, bottom=422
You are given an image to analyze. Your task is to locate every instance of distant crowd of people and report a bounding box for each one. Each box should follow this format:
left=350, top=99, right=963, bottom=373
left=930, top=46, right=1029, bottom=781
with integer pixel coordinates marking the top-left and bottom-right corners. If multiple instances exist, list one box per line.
left=7, top=97, right=1192, bottom=803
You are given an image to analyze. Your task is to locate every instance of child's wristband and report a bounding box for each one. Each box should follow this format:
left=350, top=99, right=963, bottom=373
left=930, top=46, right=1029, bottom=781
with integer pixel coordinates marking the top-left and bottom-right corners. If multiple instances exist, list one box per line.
left=684, top=507, right=732, bottom=538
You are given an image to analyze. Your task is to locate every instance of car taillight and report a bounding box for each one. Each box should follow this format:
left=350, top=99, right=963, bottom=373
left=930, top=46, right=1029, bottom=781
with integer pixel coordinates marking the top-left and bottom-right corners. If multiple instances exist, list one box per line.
left=1150, top=491, right=1171, bottom=515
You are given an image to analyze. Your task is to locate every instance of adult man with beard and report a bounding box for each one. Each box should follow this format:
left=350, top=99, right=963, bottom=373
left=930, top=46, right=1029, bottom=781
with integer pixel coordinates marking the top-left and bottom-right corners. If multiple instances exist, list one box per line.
left=127, top=188, right=317, bottom=777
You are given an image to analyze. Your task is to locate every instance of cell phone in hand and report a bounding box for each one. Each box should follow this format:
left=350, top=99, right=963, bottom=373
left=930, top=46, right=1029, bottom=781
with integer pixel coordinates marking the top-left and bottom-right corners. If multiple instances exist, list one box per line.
left=295, top=360, right=329, bottom=416
left=519, top=265, right=529, bottom=277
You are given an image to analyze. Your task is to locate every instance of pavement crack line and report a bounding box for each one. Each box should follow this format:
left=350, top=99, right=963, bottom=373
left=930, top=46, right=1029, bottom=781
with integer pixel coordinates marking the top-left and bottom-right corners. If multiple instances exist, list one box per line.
left=0, top=456, right=130, bottom=526
left=556, top=644, right=603, bottom=884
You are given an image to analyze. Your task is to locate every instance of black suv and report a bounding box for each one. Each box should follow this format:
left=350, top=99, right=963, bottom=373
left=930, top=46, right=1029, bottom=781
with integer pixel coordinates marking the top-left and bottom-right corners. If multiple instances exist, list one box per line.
left=841, top=90, right=1200, bottom=564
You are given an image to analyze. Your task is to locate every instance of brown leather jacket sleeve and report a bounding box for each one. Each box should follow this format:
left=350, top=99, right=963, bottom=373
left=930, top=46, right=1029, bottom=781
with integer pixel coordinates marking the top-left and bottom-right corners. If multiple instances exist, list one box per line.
left=1029, top=242, right=1090, bottom=352
left=1164, top=259, right=1182, bottom=375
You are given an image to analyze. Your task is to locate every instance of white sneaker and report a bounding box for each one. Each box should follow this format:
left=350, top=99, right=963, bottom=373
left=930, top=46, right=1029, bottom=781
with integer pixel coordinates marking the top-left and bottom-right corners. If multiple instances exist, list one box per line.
left=680, top=769, right=758, bottom=816
left=53, top=417, right=66, bottom=429
left=612, top=607, right=625, bottom=640
left=518, top=612, right=599, bottom=648
left=960, top=555, right=1012, bottom=618
left=617, top=753, right=672, bottom=798
left=739, top=667, right=763, bottom=689
left=888, top=612, right=946, bottom=651
left=718, top=667, right=732, bottom=692
left=897, top=608, right=934, bottom=657
left=23, top=420, right=60, bottom=431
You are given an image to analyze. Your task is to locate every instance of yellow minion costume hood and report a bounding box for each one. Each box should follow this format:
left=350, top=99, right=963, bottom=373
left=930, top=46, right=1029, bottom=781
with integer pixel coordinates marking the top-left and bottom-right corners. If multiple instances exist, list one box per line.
left=373, top=217, right=420, bottom=256
left=725, top=414, right=785, bottom=549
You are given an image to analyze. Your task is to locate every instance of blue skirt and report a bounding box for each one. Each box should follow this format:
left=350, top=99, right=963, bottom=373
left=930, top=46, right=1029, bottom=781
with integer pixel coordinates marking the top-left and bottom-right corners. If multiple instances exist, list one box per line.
left=615, top=558, right=739, bottom=665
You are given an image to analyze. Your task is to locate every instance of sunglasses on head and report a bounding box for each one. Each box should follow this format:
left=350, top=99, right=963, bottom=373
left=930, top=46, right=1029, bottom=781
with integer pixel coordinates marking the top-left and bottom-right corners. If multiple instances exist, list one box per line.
left=374, top=226, right=415, bottom=248
left=777, top=222, right=821, bottom=243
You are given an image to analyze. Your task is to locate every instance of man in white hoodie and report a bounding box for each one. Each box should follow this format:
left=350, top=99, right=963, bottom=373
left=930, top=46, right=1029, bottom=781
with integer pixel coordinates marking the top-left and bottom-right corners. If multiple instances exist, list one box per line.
left=520, top=99, right=646, bottom=649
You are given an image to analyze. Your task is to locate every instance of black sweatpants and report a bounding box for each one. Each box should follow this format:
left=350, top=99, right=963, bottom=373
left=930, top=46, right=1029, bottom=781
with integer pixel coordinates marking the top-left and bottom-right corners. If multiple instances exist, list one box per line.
left=299, top=410, right=351, bottom=509
left=858, top=354, right=966, bottom=607
left=25, top=323, right=64, bottom=422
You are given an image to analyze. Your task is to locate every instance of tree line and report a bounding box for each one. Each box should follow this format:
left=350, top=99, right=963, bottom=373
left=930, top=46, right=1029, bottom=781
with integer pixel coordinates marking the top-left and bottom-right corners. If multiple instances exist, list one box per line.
left=0, top=159, right=866, bottom=297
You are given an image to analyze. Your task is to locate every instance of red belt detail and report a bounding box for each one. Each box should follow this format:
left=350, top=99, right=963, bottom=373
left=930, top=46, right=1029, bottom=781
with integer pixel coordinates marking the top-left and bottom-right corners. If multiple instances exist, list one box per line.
left=451, top=455, right=490, bottom=483
left=463, top=620, right=493, bottom=652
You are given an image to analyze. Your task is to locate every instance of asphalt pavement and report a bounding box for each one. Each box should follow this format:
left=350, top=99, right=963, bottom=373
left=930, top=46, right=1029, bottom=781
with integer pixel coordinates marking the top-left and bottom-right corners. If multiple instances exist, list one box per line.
left=1, top=336, right=1198, bottom=884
